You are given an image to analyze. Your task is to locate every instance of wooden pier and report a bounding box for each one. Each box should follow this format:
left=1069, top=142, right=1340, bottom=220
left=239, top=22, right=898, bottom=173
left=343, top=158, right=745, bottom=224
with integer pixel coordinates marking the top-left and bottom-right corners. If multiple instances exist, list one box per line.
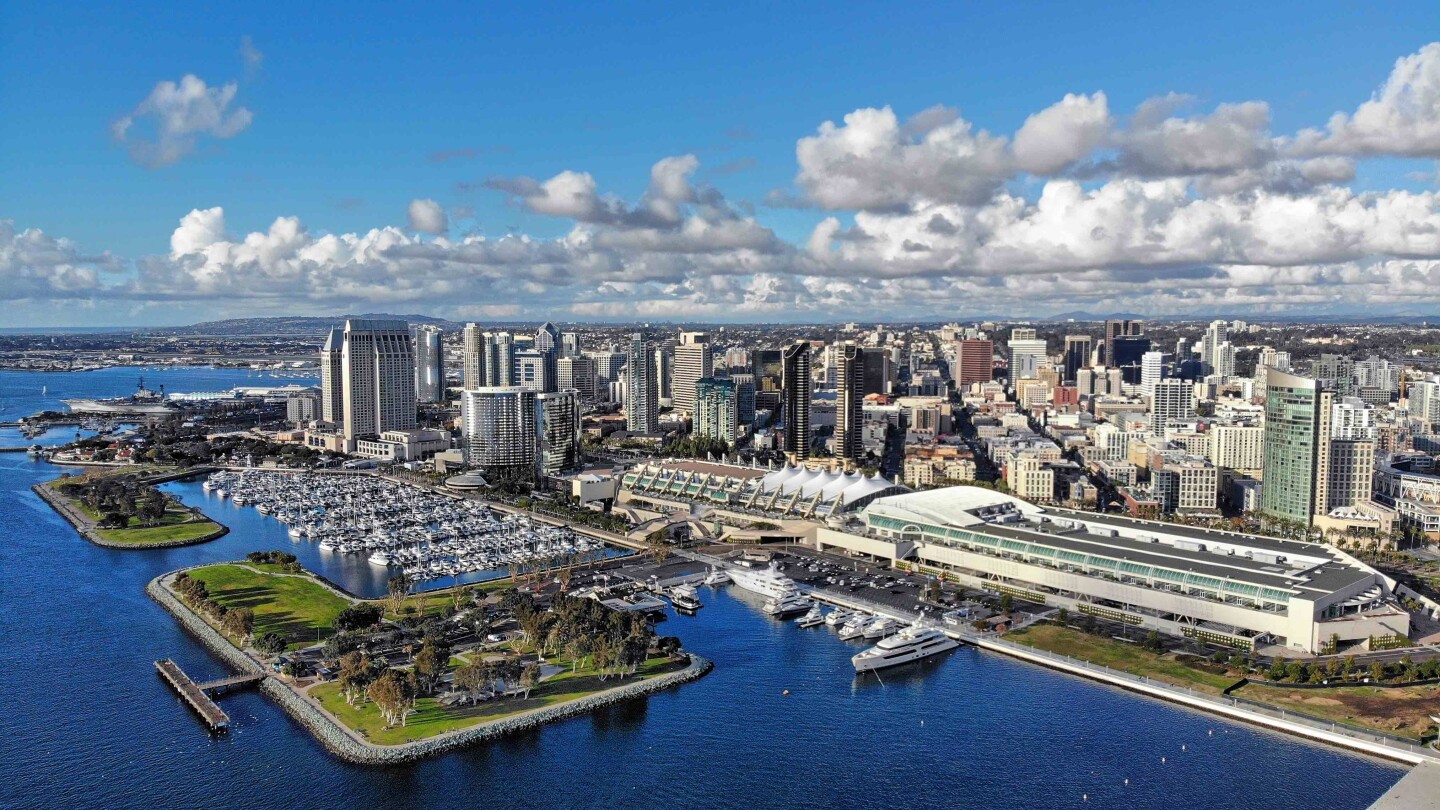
left=154, top=659, right=264, bottom=731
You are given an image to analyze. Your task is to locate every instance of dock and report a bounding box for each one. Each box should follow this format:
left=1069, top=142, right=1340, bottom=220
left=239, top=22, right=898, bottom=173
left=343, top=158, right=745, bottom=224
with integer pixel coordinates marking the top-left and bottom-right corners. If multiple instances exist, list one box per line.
left=154, top=659, right=264, bottom=731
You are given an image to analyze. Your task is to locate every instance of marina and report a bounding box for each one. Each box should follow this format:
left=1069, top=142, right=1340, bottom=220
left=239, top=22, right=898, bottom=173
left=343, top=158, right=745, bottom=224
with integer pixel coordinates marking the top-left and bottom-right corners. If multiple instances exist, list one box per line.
left=202, top=470, right=606, bottom=582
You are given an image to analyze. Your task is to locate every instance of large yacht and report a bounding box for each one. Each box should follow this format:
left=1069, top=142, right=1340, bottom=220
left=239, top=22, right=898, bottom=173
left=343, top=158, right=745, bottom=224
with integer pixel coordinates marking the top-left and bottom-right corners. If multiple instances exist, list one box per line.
left=762, top=590, right=812, bottom=617
left=725, top=561, right=798, bottom=599
left=852, top=625, right=960, bottom=672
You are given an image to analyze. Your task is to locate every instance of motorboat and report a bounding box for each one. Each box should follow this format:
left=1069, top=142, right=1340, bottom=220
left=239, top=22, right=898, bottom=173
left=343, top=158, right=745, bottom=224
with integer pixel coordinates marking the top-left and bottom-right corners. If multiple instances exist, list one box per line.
left=863, top=617, right=901, bottom=640
left=825, top=608, right=854, bottom=627
left=837, top=615, right=871, bottom=641
left=727, top=562, right=797, bottom=599
left=794, top=604, right=824, bottom=628
left=702, top=568, right=731, bottom=586
left=762, top=590, right=812, bottom=617
left=201, top=479, right=216, bottom=492
left=368, top=550, right=394, bottom=566
left=669, top=583, right=703, bottom=612
left=852, top=625, right=960, bottom=673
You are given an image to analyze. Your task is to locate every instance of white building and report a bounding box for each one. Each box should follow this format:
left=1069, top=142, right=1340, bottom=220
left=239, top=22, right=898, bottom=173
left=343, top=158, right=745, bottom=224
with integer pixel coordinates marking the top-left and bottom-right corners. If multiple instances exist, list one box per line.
left=1150, top=378, right=1195, bottom=434
left=673, top=332, right=713, bottom=414
left=411, top=324, right=445, bottom=403
left=461, top=387, right=536, bottom=472
left=332, top=319, right=416, bottom=446
left=1208, top=424, right=1265, bottom=472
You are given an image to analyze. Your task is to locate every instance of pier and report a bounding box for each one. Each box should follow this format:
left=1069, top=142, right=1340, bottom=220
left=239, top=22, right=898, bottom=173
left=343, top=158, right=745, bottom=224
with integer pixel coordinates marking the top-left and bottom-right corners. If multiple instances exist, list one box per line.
left=154, top=659, right=264, bottom=731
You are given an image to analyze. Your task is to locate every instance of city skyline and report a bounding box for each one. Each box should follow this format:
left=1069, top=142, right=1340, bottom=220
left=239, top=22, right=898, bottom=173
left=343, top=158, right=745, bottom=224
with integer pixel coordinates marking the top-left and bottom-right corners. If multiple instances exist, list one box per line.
left=6, top=5, right=1440, bottom=326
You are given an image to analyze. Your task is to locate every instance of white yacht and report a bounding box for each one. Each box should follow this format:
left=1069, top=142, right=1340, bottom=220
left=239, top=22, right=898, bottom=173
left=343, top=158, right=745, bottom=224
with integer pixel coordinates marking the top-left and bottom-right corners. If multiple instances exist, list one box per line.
left=287, top=526, right=303, bottom=539
left=368, top=550, right=394, bottom=566
left=825, top=608, right=854, bottom=627
left=852, top=626, right=960, bottom=673
left=201, top=479, right=217, bottom=492
left=863, top=617, right=901, bottom=639
left=726, top=562, right=797, bottom=599
left=702, top=568, right=731, bottom=586
left=837, top=614, right=871, bottom=641
left=794, top=604, right=824, bottom=628
left=669, top=583, right=703, bottom=612
left=762, top=591, right=812, bottom=617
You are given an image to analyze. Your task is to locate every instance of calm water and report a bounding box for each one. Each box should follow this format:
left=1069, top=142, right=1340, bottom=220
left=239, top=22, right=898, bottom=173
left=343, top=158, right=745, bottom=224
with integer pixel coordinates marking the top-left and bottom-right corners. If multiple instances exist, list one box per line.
left=0, top=369, right=1407, bottom=809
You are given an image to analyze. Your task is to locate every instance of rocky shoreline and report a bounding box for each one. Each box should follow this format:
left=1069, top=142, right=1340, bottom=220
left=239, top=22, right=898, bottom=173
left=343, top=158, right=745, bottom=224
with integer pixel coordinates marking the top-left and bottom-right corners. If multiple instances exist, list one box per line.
left=147, top=568, right=714, bottom=765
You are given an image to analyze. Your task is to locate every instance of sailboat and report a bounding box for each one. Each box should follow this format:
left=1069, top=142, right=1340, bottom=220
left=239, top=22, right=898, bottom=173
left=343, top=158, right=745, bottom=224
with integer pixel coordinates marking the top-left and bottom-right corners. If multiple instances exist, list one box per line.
left=41, top=385, right=48, bottom=395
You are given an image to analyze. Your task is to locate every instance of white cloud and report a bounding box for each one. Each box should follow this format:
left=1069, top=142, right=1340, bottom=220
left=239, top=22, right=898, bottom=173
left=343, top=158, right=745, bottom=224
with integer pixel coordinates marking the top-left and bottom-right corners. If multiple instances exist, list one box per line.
left=1115, top=97, right=1274, bottom=177
left=239, top=36, right=263, bottom=75
left=1294, top=42, right=1440, bottom=157
left=1012, top=92, right=1112, bottom=175
left=406, top=198, right=448, bottom=235
left=112, top=75, right=253, bottom=168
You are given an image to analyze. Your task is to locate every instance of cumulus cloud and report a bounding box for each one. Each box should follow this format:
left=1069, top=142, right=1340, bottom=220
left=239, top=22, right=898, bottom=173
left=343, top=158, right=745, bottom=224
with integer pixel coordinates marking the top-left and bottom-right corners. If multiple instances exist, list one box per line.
left=1012, top=92, right=1112, bottom=175
left=112, top=75, right=253, bottom=168
left=1294, top=42, right=1440, bottom=157
left=406, top=199, right=448, bottom=234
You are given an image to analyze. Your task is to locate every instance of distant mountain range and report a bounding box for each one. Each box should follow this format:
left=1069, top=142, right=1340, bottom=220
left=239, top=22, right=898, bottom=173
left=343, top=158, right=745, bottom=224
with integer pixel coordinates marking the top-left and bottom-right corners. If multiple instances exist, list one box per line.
left=137, top=314, right=469, bottom=337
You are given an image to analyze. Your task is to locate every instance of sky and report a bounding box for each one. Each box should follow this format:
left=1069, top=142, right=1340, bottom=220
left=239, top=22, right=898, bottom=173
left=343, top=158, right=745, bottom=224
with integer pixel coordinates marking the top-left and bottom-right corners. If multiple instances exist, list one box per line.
left=4, top=2, right=1440, bottom=326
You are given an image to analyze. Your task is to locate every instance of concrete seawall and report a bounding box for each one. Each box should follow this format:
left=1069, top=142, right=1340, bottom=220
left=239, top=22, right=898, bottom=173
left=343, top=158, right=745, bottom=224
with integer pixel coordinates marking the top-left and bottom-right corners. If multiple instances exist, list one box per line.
left=147, top=568, right=713, bottom=765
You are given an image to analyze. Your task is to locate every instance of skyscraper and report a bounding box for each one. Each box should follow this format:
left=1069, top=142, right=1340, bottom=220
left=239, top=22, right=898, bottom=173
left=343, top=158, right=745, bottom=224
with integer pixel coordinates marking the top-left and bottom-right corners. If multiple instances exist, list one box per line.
left=336, top=319, right=416, bottom=443
left=626, top=333, right=659, bottom=434
left=751, top=348, right=784, bottom=411
left=1102, top=319, right=1143, bottom=365
left=557, top=355, right=596, bottom=401
left=1062, top=335, right=1093, bottom=384
left=1110, top=335, right=1151, bottom=385
left=1140, top=351, right=1170, bottom=397
left=1261, top=368, right=1329, bottom=525
left=861, top=346, right=893, bottom=395
left=1200, top=320, right=1229, bottom=375
left=781, top=341, right=812, bottom=459
left=461, top=387, right=536, bottom=472
left=320, top=326, right=345, bottom=424
left=673, top=331, right=713, bottom=414
left=411, top=324, right=445, bottom=403
left=560, top=332, right=581, bottom=358
left=954, top=339, right=994, bottom=387
left=535, top=390, right=582, bottom=477
left=694, top=377, right=739, bottom=443
left=515, top=349, right=556, bottom=393
left=653, top=348, right=673, bottom=405
left=461, top=323, right=485, bottom=390
left=730, top=373, right=757, bottom=427
left=1007, top=329, right=1048, bottom=381
left=488, top=332, right=515, bottom=387
left=1150, top=377, right=1194, bottom=434
left=834, top=341, right=865, bottom=462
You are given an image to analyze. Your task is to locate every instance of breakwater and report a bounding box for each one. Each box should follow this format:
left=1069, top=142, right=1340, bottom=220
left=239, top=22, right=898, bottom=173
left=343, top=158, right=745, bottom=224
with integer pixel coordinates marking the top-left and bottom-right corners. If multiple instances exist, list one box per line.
left=36, top=480, right=229, bottom=549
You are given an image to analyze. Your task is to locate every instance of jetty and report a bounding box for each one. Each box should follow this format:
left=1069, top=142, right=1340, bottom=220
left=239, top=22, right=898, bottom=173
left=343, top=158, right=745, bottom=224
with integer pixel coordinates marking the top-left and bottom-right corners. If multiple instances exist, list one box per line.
left=154, top=659, right=264, bottom=731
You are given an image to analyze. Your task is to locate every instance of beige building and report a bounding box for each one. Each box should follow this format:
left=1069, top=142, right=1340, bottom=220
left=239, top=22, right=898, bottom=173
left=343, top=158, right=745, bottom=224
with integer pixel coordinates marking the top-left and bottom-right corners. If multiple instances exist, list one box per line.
left=1208, top=424, right=1264, bottom=473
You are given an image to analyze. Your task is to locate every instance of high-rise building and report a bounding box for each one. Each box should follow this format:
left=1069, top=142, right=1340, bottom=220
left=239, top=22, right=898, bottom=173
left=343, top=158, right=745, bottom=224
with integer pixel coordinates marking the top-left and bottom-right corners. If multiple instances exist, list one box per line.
left=694, top=377, right=739, bottom=443
left=535, top=390, right=582, bottom=477
left=861, top=346, right=893, bottom=395
left=1150, top=378, right=1194, bottom=434
left=1102, top=319, right=1144, bottom=365
left=335, top=319, right=416, bottom=443
left=1200, top=320, right=1229, bottom=375
left=1261, top=368, right=1329, bottom=525
left=461, top=387, right=536, bottom=472
left=515, top=349, right=556, bottom=393
left=1140, top=351, right=1170, bottom=397
left=1063, top=335, right=1093, bottom=384
left=1312, top=354, right=1355, bottom=396
left=781, top=341, right=812, bottom=459
left=557, top=356, right=596, bottom=401
left=1007, top=329, right=1048, bottom=381
left=626, top=333, right=659, bottom=434
left=535, top=321, right=561, bottom=357
left=1411, top=378, right=1440, bottom=428
left=320, top=326, right=345, bottom=424
left=730, top=373, right=757, bottom=427
left=954, top=339, right=994, bottom=387
left=488, top=332, right=515, bottom=387
left=411, top=324, right=445, bottom=403
left=673, top=332, right=713, bottom=414
left=834, top=341, right=865, bottom=462
left=1208, top=425, right=1265, bottom=472
left=560, top=331, right=581, bottom=359
left=461, top=323, right=485, bottom=390
left=1331, top=397, right=1377, bottom=441
left=654, top=348, right=673, bottom=405
left=1110, top=335, right=1151, bottom=385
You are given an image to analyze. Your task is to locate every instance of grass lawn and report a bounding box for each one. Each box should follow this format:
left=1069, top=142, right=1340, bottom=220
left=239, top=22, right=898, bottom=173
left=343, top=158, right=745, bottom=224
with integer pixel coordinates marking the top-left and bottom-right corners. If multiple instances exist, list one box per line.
left=380, top=578, right=517, bottom=621
left=93, top=509, right=221, bottom=545
left=309, top=656, right=683, bottom=745
left=1005, top=623, right=1240, bottom=694
left=187, top=564, right=353, bottom=647
left=1233, top=682, right=1440, bottom=739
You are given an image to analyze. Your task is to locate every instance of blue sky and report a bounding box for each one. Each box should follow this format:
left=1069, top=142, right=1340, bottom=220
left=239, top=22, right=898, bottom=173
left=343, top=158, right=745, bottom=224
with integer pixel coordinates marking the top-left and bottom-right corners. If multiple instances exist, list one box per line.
left=3, top=2, right=1440, bottom=325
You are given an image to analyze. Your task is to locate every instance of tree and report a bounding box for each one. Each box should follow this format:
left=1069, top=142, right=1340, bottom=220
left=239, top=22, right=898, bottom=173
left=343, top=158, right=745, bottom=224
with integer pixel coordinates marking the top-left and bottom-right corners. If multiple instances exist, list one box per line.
left=998, top=593, right=1013, bottom=615
left=1056, top=608, right=1069, bottom=626
left=453, top=661, right=489, bottom=704
left=337, top=652, right=376, bottom=705
left=221, top=607, right=254, bottom=641
left=387, top=574, right=412, bottom=615
left=518, top=663, right=542, bottom=698
left=334, top=604, right=383, bottom=633
left=254, top=632, right=288, bottom=655
left=367, top=669, right=417, bottom=727
left=413, top=637, right=451, bottom=695
left=1369, top=661, right=1387, bottom=682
